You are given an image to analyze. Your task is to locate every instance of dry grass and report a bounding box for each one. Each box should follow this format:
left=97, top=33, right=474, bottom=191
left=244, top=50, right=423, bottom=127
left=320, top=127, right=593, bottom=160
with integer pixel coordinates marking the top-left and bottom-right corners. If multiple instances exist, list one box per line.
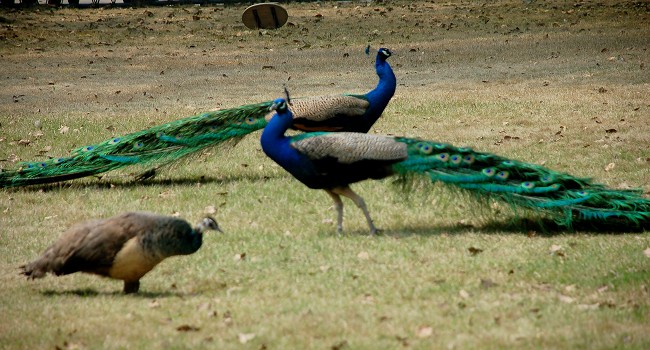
left=1, top=1, right=649, bottom=349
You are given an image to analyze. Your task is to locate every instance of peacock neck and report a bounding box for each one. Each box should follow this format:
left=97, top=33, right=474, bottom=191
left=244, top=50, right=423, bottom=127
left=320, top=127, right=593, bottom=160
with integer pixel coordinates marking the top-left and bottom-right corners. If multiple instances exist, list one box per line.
left=365, top=57, right=396, bottom=117
left=261, top=111, right=294, bottom=162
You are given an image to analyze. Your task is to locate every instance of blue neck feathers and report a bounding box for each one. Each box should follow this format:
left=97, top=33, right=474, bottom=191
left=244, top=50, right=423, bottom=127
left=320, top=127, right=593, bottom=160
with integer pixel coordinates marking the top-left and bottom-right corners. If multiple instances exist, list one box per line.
left=362, top=49, right=396, bottom=127
left=261, top=101, right=320, bottom=187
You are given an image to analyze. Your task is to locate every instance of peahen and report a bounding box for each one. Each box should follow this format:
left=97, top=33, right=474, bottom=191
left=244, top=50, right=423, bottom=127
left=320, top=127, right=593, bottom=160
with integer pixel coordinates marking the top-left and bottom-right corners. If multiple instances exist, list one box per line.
left=0, top=48, right=395, bottom=188
left=262, top=98, right=650, bottom=234
left=20, top=212, right=222, bottom=294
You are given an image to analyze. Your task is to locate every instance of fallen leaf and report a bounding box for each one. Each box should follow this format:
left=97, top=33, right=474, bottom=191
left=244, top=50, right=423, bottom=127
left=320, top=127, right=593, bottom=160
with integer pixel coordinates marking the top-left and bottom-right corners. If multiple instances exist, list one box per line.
left=416, top=326, right=433, bottom=338
left=234, top=252, right=246, bottom=261
left=605, top=128, right=617, bottom=133
left=480, top=278, right=497, bottom=289
left=148, top=300, right=161, bottom=308
left=644, top=248, right=650, bottom=258
left=459, top=289, right=470, bottom=299
left=578, top=303, right=600, bottom=310
left=331, top=340, right=348, bottom=350
left=597, top=285, right=609, bottom=293
left=558, top=294, right=574, bottom=303
left=357, top=251, right=370, bottom=260
left=177, top=325, right=200, bottom=332
left=17, top=139, right=31, bottom=146
left=238, top=333, right=256, bottom=344
left=604, top=162, right=616, bottom=172
left=205, top=205, right=216, bottom=214
left=59, top=125, right=69, bottom=134
left=468, top=247, right=483, bottom=256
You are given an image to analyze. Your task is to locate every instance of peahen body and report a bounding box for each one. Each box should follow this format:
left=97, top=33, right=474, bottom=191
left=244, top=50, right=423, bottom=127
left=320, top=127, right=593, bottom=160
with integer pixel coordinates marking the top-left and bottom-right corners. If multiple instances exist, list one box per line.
left=20, top=212, right=222, bottom=294
left=262, top=98, right=650, bottom=234
left=0, top=48, right=395, bottom=188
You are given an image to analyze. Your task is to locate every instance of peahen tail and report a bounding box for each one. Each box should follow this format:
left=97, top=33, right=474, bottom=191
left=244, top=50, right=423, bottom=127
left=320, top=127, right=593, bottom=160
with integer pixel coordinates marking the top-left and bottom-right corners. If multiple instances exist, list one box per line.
left=392, top=137, right=650, bottom=228
left=0, top=101, right=272, bottom=188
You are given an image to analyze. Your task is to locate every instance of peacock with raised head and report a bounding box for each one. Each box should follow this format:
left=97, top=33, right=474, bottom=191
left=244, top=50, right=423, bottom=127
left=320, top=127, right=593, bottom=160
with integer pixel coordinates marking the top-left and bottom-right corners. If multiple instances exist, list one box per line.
left=262, top=98, right=650, bottom=234
left=1, top=48, right=395, bottom=188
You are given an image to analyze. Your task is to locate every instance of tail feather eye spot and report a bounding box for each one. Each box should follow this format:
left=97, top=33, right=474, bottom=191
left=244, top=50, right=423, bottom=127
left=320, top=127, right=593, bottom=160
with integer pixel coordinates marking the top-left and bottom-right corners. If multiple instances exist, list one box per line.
left=434, top=143, right=446, bottom=150
left=420, top=144, right=433, bottom=154
left=462, top=155, right=475, bottom=164
left=502, top=160, right=515, bottom=167
left=83, top=146, right=94, bottom=152
left=54, top=158, right=65, bottom=164
left=521, top=182, right=535, bottom=189
left=436, top=153, right=450, bottom=162
left=550, top=184, right=561, bottom=190
left=109, top=138, right=121, bottom=144
left=245, top=117, right=256, bottom=125
left=496, top=171, right=509, bottom=180
left=134, top=142, right=144, bottom=149
left=450, top=154, right=462, bottom=165
left=482, top=168, right=496, bottom=177
left=540, top=175, right=554, bottom=183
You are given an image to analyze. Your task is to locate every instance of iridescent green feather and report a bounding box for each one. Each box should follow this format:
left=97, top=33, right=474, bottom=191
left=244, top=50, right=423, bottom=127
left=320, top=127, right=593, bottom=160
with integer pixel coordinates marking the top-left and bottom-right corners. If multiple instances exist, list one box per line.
left=392, top=137, right=650, bottom=228
left=0, top=101, right=272, bottom=187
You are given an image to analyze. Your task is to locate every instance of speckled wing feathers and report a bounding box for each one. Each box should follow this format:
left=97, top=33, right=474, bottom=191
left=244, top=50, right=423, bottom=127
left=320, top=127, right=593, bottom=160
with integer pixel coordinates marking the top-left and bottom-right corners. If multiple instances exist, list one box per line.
left=292, top=133, right=407, bottom=164
left=290, top=95, right=369, bottom=122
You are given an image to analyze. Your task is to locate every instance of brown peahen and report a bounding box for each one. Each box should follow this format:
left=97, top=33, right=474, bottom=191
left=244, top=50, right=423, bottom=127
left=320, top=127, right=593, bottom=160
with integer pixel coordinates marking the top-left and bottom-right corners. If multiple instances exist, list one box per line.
left=1, top=48, right=395, bottom=188
left=20, top=212, right=222, bottom=294
left=261, top=98, right=650, bottom=234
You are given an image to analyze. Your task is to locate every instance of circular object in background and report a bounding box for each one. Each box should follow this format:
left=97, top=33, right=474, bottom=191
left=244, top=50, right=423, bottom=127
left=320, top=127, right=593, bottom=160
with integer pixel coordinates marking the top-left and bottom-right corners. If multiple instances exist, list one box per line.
left=242, top=3, right=288, bottom=30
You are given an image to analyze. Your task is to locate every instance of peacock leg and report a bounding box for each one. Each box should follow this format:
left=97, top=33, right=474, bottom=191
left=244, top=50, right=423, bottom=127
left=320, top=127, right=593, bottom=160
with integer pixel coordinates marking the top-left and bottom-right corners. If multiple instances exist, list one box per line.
left=325, top=189, right=345, bottom=234
left=332, top=186, right=378, bottom=235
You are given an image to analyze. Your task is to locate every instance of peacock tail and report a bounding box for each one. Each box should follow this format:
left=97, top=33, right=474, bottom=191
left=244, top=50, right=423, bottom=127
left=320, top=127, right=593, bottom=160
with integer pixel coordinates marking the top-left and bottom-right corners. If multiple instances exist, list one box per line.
left=392, top=137, right=650, bottom=228
left=0, top=101, right=273, bottom=188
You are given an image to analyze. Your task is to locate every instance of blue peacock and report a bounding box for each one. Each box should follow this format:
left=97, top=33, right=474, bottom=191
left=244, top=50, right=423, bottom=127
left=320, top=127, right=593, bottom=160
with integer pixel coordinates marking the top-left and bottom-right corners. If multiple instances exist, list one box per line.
left=261, top=98, right=650, bottom=234
left=0, top=48, right=395, bottom=188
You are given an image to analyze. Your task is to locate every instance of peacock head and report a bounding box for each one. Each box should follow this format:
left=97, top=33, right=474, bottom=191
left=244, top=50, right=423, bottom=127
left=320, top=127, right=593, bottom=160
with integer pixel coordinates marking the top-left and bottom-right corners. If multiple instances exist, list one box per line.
left=378, top=48, right=392, bottom=60
left=197, top=216, right=223, bottom=234
left=269, top=98, right=289, bottom=114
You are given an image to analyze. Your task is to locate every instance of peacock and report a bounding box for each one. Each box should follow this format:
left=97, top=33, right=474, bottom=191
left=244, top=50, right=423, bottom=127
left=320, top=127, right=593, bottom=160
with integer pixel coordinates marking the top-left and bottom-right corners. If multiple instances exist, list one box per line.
left=20, top=212, right=222, bottom=294
left=262, top=98, right=650, bottom=234
left=0, top=48, right=395, bottom=188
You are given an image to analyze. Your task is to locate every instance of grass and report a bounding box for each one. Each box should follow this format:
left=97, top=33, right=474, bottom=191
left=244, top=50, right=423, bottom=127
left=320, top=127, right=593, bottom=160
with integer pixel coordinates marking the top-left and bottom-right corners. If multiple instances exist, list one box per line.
left=1, top=0, right=649, bottom=348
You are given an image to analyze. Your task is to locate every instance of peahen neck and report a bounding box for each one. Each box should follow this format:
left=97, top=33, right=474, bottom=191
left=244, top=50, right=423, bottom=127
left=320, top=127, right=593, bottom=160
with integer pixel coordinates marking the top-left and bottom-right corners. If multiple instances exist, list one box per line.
left=363, top=52, right=396, bottom=120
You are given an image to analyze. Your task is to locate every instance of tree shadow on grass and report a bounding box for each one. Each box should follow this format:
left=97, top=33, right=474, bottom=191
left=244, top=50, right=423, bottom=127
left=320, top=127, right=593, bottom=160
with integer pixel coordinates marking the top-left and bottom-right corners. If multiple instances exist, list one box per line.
left=40, top=288, right=183, bottom=298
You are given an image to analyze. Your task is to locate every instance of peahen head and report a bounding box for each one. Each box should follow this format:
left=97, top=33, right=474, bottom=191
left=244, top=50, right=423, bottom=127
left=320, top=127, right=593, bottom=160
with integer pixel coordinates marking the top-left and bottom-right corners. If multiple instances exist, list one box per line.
left=377, top=48, right=392, bottom=61
left=196, top=216, right=223, bottom=234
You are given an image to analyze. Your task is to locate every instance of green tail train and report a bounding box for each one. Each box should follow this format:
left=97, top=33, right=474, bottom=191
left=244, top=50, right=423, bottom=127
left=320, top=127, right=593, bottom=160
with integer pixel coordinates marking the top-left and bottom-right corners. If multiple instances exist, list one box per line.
left=0, top=101, right=273, bottom=188
left=393, top=137, right=650, bottom=228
